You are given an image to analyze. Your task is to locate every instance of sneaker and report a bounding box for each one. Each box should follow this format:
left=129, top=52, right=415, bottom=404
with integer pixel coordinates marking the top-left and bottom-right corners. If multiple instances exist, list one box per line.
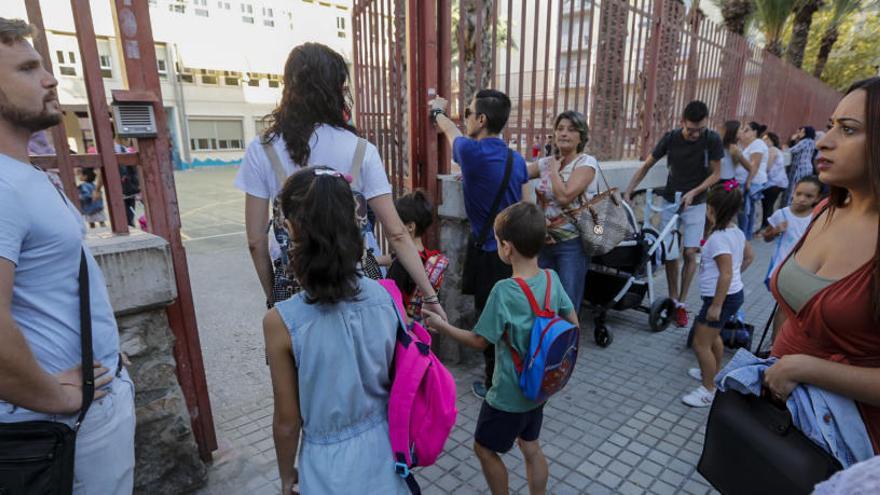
left=674, top=306, right=689, bottom=328
left=472, top=381, right=487, bottom=399
left=688, top=368, right=702, bottom=381
left=682, top=385, right=716, bottom=407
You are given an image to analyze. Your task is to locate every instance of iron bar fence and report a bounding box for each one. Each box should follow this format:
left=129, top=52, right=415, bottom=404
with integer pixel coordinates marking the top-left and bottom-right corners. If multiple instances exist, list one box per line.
left=353, top=0, right=841, bottom=193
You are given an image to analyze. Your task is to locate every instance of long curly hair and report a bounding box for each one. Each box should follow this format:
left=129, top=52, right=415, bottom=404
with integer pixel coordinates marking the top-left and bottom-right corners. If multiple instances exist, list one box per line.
left=263, top=43, right=357, bottom=166
left=279, top=167, right=363, bottom=305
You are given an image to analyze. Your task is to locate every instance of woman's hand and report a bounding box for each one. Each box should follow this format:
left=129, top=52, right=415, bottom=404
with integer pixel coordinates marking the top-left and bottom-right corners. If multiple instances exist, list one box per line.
left=764, top=355, right=806, bottom=402
left=422, top=301, right=447, bottom=322
left=281, top=467, right=299, bottom=495
left=706, top=304, right=722, bottom=322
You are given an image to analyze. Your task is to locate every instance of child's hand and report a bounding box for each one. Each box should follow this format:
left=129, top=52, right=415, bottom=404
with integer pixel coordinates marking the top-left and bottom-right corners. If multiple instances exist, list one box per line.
left=706, top=304, right=722, bottom=322
left=421, top=309, right=444, bottom=333
left=777, top=221, right=788, bottom=232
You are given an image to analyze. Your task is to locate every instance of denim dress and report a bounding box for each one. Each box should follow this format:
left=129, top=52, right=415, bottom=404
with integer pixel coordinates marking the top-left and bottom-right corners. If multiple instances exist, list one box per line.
left=274, top=277, right=409, bottom=494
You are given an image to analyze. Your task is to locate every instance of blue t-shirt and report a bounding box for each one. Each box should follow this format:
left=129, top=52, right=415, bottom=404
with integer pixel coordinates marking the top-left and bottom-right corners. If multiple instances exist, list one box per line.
left=0, top=155, right=120, bottom=419
left=453, top=137, right=528, bottom=251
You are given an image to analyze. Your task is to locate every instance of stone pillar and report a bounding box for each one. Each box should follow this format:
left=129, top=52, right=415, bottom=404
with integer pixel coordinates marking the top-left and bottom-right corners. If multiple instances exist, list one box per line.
left=88, top=231, right=207, bottom=494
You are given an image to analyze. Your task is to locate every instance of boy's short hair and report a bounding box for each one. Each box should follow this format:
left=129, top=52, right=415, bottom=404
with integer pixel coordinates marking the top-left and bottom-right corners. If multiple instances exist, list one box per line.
left=682, top=100, right=709, bottom=123
left=494, top=202, right=546, bottom=258
left=474, top=89, right=512, bottom=134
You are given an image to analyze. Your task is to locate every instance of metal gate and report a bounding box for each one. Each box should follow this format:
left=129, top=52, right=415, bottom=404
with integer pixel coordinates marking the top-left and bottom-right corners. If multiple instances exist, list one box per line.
left=353, top=0, right=842, bottom=179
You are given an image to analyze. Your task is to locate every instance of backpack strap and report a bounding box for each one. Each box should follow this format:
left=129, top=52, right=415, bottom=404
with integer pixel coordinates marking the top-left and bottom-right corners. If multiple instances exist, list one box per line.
left=512, top=270, right=554, bottom=318
left=263, top=142, right=288, bottom=188
left=350, top=138, right=368, bottom=190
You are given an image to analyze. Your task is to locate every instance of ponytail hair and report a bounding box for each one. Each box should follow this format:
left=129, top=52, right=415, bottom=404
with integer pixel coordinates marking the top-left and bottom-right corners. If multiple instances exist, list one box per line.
left=748, top=121, right=768, bottom=136
left=395, top=189, right=434, bottom=237
left=278, top=166, right=363, bottom=305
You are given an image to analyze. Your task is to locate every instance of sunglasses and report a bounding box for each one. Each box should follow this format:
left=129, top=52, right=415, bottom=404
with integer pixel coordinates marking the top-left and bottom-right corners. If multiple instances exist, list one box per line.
left=684, top=125, right=705, bottom=136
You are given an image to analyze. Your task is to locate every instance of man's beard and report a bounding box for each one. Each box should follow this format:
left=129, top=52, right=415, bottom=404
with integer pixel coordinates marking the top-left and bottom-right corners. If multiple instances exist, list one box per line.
left=0, top=100, right=61, bottom=132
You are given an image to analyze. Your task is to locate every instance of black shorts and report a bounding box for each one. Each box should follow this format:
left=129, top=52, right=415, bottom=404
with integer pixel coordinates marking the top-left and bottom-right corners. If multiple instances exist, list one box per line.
left=474, top=402, right=544, bottom=453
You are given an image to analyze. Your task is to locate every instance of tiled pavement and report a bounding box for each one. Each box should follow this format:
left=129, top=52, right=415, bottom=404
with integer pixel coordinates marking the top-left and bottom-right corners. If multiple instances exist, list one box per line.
left=195, top=240, right=778, bottom=494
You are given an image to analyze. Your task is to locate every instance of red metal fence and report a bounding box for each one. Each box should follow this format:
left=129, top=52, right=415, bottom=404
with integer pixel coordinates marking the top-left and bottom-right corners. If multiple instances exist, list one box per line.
left=353, top=0, right=841, bottom=189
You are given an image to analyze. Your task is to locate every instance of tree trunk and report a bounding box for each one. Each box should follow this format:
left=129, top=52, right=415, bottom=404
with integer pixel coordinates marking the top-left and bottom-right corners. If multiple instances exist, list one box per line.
left=786, top=0, right=823, bottom=68
left=461, top=0, right=495, bottom=99
left=721, top=0, right=754, bottom=35
left=766, top=39, right=784, bottom=58
left=813, top=26, right=839, bottom=78
left=591, top=0, right=629, bottom=159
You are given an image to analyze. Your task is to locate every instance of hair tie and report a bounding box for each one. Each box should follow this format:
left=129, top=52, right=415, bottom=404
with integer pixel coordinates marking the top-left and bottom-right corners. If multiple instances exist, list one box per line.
left=723, top=179, right=739, bottom=192
left=313, top=168, right=353, bottom=183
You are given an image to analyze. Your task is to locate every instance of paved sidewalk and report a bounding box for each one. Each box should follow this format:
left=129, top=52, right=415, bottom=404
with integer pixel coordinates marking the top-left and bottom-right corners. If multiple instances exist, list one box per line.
left=193, top=212, right=777, bottom=493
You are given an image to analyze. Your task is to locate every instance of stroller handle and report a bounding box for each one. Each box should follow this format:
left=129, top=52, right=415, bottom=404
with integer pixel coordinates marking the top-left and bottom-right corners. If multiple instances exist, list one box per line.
left=644, top=189, right=684, bottom=214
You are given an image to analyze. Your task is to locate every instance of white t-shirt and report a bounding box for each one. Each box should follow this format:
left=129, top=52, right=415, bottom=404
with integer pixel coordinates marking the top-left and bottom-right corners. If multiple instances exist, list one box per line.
left=740, top=139, right=769, bottom=185
left=767, top=206, right=812, bottom=272
left=766, top=147, right=789, bottom=189
left=234, top=125, right=392, bottom=258
left=699, top=226, right=746, bottom=297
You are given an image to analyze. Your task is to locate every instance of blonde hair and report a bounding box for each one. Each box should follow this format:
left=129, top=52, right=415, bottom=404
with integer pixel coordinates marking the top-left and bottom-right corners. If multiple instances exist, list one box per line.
left=0, top=18, right=34, bottom=46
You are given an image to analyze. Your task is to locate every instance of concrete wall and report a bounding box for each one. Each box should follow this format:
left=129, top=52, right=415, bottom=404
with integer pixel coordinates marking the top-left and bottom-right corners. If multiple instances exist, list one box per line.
left=435, top=159, right=669, bottom=362
left=88, top=231, right=207, bottom=494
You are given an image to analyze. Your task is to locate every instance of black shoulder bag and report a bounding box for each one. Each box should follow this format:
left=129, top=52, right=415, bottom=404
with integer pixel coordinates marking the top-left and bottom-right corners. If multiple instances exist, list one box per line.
left=698, top=388, right=843, bottom=495
left=461, top=149, right=514, bottom=295
left=0, top=250, right=95, bottom=495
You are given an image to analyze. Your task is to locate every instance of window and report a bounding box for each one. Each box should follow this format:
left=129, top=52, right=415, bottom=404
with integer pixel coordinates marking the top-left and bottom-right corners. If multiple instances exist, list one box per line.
left=200, top=69, right=218, bottom=85
left=264, top=19, right=274, bottom=27
left=267, top=74, right=280, bottom=88
left=98, top=43, right=112, bottom=78
left=177, top=63, right=194, bottom=83
left=223, top=71, right=240, bottom=85
left=155, top=45, right=168, bottom=79
left=56, top=50, right=77, bottom=76
left=263, top=7, right=273, bottom=17
left=241, top=3, right=253, bottom=13
left=217, top=1, right=230, bottom=8
left=254, top=117, right=270, bottom=136
left=246, top=73, right=261, bottom=87
left=169, top=0, right=186, bottom=14
left=242, top=16, right=254, bottom=23
left=336, top=16, right=346, bottom=38
left=188, top=119, right=244, bottom=151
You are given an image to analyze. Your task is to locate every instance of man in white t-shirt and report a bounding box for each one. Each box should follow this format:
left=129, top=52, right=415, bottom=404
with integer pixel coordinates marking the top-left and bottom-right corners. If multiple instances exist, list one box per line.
left=0, top=18, right=135, bottom=493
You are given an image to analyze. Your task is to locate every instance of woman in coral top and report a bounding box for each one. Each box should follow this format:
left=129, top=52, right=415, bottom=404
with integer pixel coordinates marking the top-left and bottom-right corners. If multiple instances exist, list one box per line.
left=766, top=77, right=880, bottom=453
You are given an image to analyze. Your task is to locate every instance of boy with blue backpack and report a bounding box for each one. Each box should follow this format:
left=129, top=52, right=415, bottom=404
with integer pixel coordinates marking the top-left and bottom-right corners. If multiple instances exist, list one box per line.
left=424, top=202, right=580, bottom=495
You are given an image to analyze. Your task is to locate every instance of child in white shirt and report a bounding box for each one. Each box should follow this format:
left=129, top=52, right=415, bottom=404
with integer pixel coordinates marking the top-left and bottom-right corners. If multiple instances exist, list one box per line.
left=683, top=180, right=754, bottom=408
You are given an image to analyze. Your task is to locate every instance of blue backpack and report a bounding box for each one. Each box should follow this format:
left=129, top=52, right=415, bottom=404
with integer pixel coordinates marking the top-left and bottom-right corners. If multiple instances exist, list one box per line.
left=504, top=270, right=580, bottom=402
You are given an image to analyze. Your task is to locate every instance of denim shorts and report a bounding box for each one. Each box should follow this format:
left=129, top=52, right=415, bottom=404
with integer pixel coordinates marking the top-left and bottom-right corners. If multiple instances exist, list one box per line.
left=694, top=290, right=744, bottom=329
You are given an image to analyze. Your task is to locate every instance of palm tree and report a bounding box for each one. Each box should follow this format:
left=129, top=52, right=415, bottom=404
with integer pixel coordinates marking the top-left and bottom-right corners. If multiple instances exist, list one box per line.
left=752, top=0, right=798, bottom=56
left=812, top=0, right=864, bottom=77
left=720, top=0, right=756, bottom=34
left=786, top=0, right=824, bottom=68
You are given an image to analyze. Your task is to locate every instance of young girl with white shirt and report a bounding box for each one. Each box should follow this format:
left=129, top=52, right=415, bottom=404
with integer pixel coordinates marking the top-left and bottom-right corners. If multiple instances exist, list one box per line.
left=682, top=181, right=755, bottom=407
left=737, top=121, right=769, bottom=239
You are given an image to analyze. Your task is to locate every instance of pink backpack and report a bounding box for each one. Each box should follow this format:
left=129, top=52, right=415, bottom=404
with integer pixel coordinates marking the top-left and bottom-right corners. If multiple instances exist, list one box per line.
left=379, top=280, right=457, bottom=494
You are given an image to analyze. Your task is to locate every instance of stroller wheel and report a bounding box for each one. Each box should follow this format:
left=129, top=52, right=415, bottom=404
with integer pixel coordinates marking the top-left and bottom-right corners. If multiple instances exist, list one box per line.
left=594, top=326, right=613, bottom=347
left=649, top=298, right=676, bottom=332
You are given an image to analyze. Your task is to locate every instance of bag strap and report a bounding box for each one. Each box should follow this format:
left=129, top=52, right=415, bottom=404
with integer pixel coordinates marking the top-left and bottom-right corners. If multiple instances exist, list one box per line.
left=475, top=149, right=514, bottom=248
left=262, top=142, right=288, bottom=189
left=350, top=138, right=368, bottom=190
left=755, top=303, right=778, bottom=355
left=75, top=249, right=95, bottom=430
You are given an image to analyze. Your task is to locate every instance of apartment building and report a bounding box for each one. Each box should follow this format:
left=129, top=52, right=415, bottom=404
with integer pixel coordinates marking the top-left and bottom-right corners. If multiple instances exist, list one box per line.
left=2, top=0, right=352, bottom=168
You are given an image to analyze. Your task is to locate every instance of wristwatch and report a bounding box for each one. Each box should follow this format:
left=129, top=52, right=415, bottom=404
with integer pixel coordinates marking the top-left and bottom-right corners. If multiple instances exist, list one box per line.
left=429, top=108, right=446, bottom=123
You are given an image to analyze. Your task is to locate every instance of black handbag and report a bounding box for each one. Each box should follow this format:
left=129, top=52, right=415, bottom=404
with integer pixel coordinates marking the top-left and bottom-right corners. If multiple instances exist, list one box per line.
left=0, top=250, right=95, bottom=495
left=461, top=149, right=514, bottom=295
left=698, top=389, right=843, bottom=495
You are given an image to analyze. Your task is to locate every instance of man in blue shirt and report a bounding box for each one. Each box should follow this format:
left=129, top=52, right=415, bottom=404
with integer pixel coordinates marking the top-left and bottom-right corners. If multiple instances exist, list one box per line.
left=0, top=18, right=135, bottom=493
left=430, top=90, right=528, bottom=398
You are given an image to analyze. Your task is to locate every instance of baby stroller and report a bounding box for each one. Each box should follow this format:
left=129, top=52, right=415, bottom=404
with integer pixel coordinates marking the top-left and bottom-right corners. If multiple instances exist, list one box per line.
left=583, top=190, right=682, bottom=347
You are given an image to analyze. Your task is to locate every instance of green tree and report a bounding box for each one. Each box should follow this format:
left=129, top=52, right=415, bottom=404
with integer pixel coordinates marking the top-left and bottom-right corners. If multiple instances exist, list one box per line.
left=752, top=0, right=798, bottom=56
left=786, top=0, right=824, bottom=67
left=801, top=8, right=880, bottom=88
